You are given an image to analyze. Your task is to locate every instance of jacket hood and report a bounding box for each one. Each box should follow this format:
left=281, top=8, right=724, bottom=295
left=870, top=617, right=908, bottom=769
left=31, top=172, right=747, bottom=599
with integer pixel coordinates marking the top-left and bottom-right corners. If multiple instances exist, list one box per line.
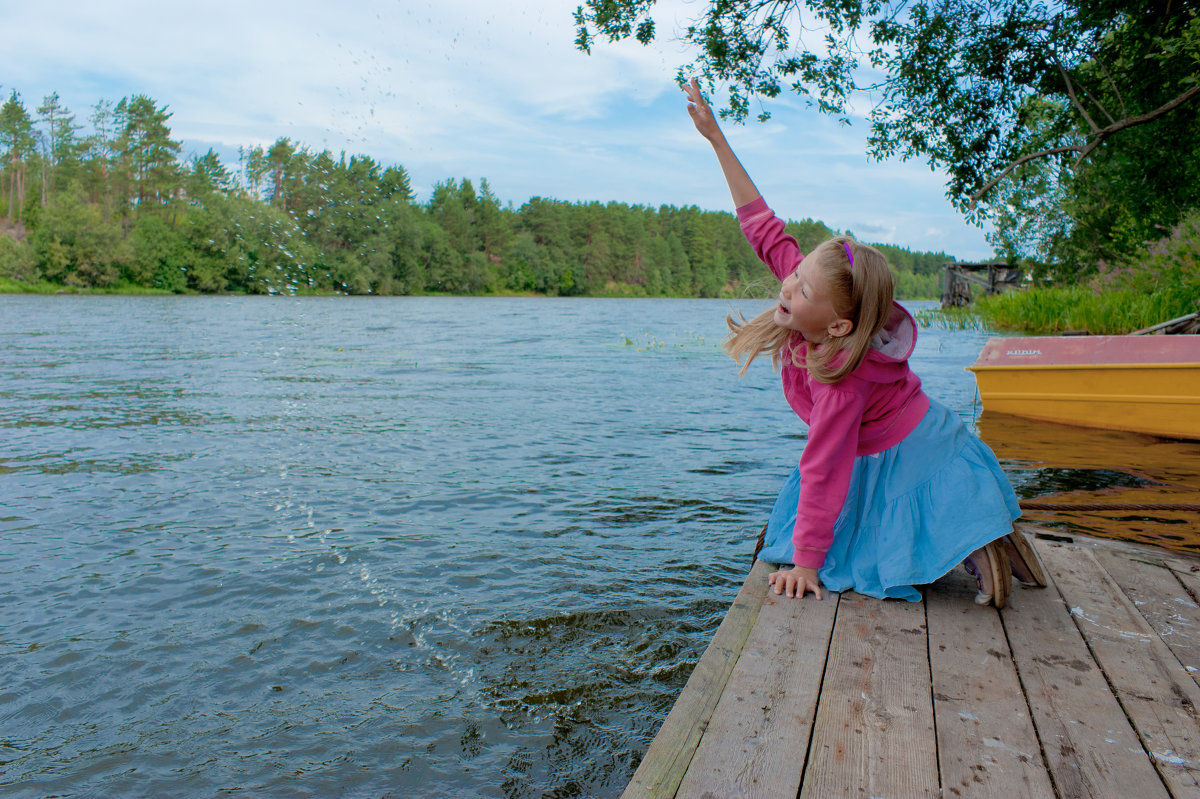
left=855, top=300, right=918, bottom=382
left=787, top=301, right=918, bottom=382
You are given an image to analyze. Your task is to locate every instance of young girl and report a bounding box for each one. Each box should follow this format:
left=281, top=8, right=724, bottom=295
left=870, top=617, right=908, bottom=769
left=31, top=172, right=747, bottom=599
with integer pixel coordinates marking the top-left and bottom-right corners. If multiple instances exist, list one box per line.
left=684, top=80, right=1046, bottom=608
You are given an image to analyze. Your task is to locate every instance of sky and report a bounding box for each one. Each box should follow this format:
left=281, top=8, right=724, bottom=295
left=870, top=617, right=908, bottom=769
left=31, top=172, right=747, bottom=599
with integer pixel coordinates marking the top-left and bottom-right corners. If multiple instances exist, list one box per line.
left=3, top=0, right=995, bottom=260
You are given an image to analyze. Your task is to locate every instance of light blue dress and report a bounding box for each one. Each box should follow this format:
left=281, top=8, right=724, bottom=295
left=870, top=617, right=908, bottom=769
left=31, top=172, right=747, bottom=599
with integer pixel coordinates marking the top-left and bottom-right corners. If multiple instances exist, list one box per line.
left=756, top=398, right=1021, bottom=601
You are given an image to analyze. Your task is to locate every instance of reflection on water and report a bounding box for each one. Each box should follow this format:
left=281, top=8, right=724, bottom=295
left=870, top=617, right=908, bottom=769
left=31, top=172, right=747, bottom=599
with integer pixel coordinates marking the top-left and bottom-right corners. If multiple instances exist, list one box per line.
left=978, top=412, right=1200, bottom=555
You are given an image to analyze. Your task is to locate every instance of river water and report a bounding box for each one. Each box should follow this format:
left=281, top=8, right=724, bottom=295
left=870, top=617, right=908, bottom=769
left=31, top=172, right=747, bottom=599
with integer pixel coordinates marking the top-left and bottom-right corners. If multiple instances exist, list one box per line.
left=2, top=295, right=1196, bottom=797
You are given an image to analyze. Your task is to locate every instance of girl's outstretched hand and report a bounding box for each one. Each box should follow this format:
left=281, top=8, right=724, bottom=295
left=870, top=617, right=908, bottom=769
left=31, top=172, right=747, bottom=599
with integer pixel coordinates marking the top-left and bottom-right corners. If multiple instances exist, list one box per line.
left=684, top=79, right=723, bottom=143
left=769, top=566, right=824, bottom=600
left=682, top=77, right=760, bottom=206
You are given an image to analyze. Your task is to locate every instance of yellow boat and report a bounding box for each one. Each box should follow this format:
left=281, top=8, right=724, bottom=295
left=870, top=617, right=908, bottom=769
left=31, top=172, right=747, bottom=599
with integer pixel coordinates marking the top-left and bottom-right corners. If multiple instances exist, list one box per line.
left=967, top=333, right=1200, bottom=440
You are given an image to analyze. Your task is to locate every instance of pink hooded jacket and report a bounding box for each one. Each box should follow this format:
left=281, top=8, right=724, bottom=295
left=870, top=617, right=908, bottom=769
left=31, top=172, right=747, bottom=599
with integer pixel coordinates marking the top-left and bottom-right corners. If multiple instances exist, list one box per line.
left=737, top=197, right=931, bottom=569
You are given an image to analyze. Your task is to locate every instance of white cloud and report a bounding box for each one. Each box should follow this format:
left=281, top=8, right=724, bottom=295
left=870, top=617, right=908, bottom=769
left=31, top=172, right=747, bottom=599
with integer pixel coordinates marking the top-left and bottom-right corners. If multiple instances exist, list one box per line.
left=0, top=0, right=994, bottom=259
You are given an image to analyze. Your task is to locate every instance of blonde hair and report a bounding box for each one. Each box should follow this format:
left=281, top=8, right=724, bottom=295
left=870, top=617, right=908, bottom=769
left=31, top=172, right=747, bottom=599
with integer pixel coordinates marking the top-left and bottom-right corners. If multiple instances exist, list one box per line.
left=724, top=236, right=894, bottom=384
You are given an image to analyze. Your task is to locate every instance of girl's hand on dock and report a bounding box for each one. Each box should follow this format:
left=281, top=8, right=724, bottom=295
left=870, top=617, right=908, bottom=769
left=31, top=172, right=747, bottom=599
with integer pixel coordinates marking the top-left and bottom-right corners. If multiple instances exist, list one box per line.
left=769, top=566, right=823, bottom=600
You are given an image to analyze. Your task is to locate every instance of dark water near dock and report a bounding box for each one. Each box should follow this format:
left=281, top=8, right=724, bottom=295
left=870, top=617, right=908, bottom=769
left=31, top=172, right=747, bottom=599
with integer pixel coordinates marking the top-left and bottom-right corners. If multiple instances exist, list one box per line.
left=2, top=296, right=1197, bottom=797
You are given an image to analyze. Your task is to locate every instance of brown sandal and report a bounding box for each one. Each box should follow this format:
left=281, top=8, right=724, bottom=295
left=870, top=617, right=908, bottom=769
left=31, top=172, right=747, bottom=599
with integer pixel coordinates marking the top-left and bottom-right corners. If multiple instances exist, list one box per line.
left=964, top=539, right=1012, bottom=609
left=1004, top=526, right=1048, bottom=587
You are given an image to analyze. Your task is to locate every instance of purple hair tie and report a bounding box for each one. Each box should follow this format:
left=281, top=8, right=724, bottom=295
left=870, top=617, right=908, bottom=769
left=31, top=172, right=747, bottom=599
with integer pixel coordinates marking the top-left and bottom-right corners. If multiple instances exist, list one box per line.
left=843, top=241, right=854, bottom=268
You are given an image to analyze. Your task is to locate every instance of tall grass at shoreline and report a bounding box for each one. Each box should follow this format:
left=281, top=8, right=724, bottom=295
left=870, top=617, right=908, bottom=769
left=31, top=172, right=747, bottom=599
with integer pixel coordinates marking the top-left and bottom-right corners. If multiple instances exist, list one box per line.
left=974, top=287, right=1188, bottom=334
left=925, top=208, right=1199, bottom=335
left=914, top=287, right=1180, bottom=335
left=0, top=277, right=175, bottom=295
left=913, top=305, right=987, bottom=330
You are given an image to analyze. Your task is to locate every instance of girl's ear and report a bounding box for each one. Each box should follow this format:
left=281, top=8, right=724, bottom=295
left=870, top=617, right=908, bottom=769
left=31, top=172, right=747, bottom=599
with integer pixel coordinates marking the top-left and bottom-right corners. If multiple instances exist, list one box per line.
left=827, top=317, right=854, bottom=338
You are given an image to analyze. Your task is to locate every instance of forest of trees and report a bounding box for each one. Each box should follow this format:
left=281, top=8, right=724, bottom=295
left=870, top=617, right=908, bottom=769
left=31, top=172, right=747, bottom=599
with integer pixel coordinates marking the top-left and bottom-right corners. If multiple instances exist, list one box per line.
left=0, top=89, right=948, bottom=299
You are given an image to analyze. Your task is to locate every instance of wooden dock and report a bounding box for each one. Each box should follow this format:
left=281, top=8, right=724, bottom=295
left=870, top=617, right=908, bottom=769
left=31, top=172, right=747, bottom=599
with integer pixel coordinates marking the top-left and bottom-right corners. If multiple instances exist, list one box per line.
left=624, top=527, right=1200, bottom=798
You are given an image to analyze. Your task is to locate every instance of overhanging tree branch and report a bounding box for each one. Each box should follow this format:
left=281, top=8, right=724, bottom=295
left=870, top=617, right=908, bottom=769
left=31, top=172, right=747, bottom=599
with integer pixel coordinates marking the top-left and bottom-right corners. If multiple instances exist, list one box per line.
left=972, top=83, right=1200, bottom=203
left=1055, top=57, right=1101, bottom=134
left=1095, top=57, right=1128, bottom=119
left=970, top=146, right=1084, bottom=203
left=1075, top=82, right=1200, bottom=161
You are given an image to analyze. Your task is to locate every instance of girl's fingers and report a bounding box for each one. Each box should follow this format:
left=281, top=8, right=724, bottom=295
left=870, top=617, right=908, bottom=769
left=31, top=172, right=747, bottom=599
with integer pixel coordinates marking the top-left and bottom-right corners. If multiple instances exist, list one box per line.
left=769, top=569, right=825, bottom=600
left=768, top=571, right=823, bottom=599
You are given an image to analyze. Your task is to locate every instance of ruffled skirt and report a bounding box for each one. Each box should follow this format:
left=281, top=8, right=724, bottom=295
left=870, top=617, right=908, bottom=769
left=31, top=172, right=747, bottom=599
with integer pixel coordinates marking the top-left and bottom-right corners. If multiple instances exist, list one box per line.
left=757, top=399, right=1021, bottom=602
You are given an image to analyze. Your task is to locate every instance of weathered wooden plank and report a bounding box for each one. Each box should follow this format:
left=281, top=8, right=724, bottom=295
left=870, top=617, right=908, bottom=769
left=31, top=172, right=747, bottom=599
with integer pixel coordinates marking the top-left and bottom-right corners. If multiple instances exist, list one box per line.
left=1151, top=549, right=1200, bottom=577
left=1176, top=569, right=1200, bottom=612
left=622, top=559, right=772, bottom=799
left=927, top=567, right=1056, bottom=798
left=1003, top=539, right=1170, bottom=798
left=801, top=593, right=938, bottom=797
left=1094, top=548, right=1200, bottom=688
left=1172, top=567, right=1200, bottom=682
left=675, top=589, right=840, bottom=798
left=1040, top=543, right=1200, bottom=795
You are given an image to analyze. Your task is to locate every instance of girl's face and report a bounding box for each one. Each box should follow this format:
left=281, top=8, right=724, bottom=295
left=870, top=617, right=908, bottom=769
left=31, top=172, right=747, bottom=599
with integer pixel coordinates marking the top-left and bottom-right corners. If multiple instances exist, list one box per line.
left=774, top=253, right=850, bottom=343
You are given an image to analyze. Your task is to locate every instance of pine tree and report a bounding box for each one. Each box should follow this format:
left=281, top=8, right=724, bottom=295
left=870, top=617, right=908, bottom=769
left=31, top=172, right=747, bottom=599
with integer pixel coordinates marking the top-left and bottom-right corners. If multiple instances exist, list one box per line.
left=36, top=92, right=80, bottom=204
left=0, top=91, right=36, bottom=226
left=114, top=95, right=182, bottom=220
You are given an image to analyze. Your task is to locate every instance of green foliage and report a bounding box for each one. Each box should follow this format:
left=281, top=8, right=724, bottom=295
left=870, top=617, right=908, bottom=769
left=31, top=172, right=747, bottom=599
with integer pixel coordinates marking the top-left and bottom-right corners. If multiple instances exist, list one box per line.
left=28, top=182, right=128, bottom=287
left=0, top=87, right=954, bottom=299
left=913, top=305, right=987, bottom=331
left=892, top=269, right=939, bottom=300
left=984, top=10, right=1200, bottom=280
left=1094, top=207, right=1200, bottom=314
left=0, top=275, right=172, bottom=294
left=577, top=0, right=859, bottom=122
left=975, top=207, right=1200, bottom=333
left=1, top=90, right=37, bottom=226
left=576, top=2, right=1196, bottom=185
left=37, top=92, right=81, bottom=199
left=129, top=214, right=189, bottom=291
left=0, top=233, right=34, bottom=281
left=186, top=149, right=233, bottom=198
left=191, top=195, right=320, bottom=295
left=115, top=95, right=182, bottom=216
left=0, top=275, right=66, bottom=293
left=973, top=287, right=1184, bottom=334
left=575, top=1, right=1200, bottom=281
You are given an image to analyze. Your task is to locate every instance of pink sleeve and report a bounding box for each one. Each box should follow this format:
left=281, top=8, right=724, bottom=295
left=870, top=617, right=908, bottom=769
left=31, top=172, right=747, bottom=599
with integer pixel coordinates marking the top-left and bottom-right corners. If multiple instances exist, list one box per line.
left=792, top=386, right=867, bottom=569
left=736, top=197, right=803, bottom=281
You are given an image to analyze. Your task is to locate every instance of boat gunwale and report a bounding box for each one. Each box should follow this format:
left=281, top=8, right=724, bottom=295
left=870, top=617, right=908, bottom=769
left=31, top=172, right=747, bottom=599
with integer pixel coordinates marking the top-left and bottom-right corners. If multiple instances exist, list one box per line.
left=968, top=361, right=1200, bottom=372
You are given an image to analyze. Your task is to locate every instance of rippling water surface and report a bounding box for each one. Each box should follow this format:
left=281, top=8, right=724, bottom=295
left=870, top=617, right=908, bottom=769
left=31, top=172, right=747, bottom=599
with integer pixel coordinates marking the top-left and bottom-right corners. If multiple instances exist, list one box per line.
left=2, top=295, right=1195, bottom=797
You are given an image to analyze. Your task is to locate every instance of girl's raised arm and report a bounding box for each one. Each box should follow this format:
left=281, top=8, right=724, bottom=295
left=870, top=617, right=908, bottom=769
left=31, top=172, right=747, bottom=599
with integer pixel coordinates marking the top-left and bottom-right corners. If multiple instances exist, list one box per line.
left=684, top=79, right=761, bottom=209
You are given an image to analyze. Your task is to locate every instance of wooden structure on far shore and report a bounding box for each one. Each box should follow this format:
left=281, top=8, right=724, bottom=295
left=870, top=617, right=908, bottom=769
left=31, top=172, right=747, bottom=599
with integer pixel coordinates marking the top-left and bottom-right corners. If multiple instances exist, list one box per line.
left=941, top=262, right=1023, bottom=307
left=624, top=526, right=1200, bottom=798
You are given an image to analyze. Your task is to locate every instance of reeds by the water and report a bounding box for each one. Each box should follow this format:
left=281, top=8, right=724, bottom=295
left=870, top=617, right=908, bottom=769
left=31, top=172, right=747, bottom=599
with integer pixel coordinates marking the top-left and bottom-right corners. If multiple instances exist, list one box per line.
left=915, top=287, right=1191, bottom=335
left=913, top=305, right=987, bottom=331
left=973, top=209, right=1199, bottom=334
left=975, top=287, right=1190, bottom=334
